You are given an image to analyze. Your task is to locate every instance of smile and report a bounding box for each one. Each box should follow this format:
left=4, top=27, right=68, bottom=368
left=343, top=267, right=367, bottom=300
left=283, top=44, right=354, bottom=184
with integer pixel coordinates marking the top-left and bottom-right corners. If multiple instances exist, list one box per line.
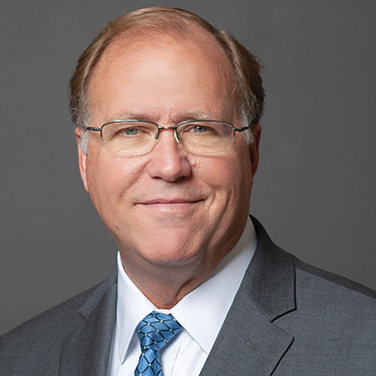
left=138, top=199, right=203, bottom=213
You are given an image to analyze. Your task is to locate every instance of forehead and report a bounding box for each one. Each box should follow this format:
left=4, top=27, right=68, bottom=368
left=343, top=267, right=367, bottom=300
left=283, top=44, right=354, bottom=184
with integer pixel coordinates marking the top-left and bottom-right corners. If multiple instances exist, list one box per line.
left=88, top=27, right=237, bottom=122
left=96, top=23, right=233, bottom=74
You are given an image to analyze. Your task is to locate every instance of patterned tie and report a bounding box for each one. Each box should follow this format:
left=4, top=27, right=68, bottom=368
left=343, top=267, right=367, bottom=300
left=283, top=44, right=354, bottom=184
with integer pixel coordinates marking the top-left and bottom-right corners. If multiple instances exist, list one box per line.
left=134, top=311, right=182, bottom=376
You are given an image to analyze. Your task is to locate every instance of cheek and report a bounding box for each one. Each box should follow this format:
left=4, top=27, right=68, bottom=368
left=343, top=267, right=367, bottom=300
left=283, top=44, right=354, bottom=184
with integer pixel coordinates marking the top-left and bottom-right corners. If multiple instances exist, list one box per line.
left=85, top=153, right=144, bottom=203
left=196, top=151, right=251, bottom=194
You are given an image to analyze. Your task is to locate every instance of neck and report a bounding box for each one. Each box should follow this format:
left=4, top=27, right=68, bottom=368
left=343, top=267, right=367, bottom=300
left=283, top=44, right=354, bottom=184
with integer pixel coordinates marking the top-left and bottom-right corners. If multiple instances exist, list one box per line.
left=120, top=254, right=221, bottom=309
left=119, top=235, right=243, bottom=309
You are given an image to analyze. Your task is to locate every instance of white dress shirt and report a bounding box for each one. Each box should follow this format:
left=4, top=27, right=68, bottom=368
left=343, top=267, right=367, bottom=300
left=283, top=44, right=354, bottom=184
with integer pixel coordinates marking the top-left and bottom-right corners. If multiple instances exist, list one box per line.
left=107, top=218, right=257, bottom=376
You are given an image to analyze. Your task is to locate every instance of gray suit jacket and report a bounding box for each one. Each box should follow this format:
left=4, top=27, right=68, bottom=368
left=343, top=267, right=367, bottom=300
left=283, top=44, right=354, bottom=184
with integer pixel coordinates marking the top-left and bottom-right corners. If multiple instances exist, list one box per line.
left=1, top=217, right=376, bottom=375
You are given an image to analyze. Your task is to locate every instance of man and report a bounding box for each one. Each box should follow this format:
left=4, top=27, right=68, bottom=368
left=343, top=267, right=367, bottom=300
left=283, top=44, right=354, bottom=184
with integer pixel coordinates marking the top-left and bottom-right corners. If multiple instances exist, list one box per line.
left=1, top=6, right=375, bottom=376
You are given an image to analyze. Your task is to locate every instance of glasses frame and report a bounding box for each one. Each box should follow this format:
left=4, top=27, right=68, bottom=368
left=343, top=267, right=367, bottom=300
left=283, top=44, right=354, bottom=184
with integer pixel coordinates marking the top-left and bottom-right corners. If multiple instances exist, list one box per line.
left=85, top=119, right=255, bottom=154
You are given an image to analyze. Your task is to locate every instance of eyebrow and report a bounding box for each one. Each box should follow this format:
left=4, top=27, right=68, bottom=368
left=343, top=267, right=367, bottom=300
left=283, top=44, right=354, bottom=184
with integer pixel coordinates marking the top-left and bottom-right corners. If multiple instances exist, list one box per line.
left=107, top=111, right=223, bottom=123
left=108, top=113, right=149, bottom=122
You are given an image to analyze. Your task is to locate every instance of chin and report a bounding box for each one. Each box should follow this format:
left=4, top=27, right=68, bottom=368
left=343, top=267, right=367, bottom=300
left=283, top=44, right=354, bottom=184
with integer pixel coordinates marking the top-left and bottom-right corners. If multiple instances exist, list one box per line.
left=140, top=243, right=203, bottom=268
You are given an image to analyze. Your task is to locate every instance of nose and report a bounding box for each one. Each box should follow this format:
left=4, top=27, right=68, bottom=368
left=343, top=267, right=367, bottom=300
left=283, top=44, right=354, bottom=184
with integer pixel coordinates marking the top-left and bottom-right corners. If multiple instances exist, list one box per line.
left=146, top=129, right=191, bottom=182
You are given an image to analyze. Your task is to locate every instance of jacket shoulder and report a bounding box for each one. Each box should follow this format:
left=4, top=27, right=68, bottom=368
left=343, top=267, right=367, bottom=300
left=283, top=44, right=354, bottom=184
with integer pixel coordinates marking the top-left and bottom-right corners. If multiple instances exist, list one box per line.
left=0, top=281, right=104, bottom=375
left=293, top=256, right=376, bottom=300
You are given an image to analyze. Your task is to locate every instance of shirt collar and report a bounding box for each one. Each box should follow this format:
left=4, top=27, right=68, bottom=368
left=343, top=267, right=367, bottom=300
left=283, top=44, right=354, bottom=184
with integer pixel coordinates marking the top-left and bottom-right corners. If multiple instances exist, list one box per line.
left=116, top=217, right=257, bottom=362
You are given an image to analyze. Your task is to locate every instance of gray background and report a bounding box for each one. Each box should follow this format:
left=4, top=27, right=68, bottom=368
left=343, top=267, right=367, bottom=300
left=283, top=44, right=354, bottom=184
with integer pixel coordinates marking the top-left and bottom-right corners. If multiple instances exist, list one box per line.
left=1, top=0, right=375, bottom=334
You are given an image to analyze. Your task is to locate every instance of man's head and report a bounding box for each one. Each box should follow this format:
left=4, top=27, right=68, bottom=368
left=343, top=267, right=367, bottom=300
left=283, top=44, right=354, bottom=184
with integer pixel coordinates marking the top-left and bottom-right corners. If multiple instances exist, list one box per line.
left=71, top=7, right=264, bottom=306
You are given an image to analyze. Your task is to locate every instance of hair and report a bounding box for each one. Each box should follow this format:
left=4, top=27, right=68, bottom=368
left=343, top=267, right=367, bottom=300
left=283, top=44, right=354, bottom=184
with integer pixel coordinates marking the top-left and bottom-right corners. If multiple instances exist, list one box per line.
left=69, top=6, right=264, bottom=149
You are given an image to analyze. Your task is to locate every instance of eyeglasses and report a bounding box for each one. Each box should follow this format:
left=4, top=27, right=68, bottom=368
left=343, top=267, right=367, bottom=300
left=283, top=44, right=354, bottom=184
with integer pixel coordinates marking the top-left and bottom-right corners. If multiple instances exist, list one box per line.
left=85, top=119, right=254, bottom=155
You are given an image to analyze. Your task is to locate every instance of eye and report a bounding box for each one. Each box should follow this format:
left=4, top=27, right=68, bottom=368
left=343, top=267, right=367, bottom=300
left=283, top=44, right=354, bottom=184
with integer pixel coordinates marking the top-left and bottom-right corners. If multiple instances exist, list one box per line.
left=193, top=125, right=208, bottom=133
left=123, top=127, right=139, bottom=136
left=177, top=121, right=222, bottom=138
left=114, top=124, right=152, bottom=138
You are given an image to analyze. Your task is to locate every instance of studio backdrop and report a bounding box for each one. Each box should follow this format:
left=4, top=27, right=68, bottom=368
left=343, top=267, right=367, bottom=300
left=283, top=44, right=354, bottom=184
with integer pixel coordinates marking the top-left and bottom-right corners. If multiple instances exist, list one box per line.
left=1, top=0, right=375, bottom=334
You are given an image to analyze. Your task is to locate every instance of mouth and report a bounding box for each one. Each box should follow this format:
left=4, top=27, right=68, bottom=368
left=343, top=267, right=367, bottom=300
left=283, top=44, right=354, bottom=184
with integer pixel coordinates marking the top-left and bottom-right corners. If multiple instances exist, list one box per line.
left=142, top=198, right=200, bottom=204
left=137, top=198, right=204, bottom=213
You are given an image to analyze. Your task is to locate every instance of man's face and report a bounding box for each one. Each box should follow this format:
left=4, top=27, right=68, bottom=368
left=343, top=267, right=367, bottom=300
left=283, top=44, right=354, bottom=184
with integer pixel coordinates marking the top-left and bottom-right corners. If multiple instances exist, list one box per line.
left=76, top=31, right=260, bottom=279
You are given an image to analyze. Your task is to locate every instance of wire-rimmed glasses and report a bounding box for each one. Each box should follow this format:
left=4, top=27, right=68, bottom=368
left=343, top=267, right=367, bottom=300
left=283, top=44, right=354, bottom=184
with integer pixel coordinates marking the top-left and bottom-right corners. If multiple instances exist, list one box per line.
left=85, top=119, right=254, bottom=155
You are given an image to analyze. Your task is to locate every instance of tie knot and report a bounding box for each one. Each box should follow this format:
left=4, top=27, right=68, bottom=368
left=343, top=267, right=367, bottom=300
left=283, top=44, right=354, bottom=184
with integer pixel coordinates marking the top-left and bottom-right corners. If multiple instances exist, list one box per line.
left=135, top=311, right=182, bottom=352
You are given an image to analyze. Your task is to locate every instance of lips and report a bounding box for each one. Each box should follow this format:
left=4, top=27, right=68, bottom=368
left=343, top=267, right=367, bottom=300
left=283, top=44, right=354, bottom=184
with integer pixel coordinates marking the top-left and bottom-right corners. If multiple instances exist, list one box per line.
left=135, top=197, right=205, bottom=216
left=140, top=198, right=201, bottom=205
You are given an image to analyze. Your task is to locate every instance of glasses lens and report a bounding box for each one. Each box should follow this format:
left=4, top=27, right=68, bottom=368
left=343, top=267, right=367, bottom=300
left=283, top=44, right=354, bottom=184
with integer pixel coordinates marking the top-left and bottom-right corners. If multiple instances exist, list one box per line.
left=101, top=121, right=157, bottom=154
left=177, top=121, right=234, bottom=154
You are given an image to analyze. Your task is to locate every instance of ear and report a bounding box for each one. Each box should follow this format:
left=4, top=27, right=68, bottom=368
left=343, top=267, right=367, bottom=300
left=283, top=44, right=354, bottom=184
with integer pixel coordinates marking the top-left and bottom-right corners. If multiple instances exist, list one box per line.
left=75, top=128, right=89, bottom=192
left=249, top=123, right=261, bottom=178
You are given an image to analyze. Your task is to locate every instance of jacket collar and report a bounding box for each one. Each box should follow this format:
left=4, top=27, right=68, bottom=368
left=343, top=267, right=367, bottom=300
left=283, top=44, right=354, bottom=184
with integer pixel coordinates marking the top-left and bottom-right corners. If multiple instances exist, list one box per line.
left=243, top=216, right=296, bottom=321
left=58, top=266, right=117, bottom=376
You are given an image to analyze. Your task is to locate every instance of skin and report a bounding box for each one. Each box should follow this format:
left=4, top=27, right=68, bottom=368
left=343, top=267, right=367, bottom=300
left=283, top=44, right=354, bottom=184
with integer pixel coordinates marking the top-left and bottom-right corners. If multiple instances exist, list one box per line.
left=75, top=29, right=261, bottom=308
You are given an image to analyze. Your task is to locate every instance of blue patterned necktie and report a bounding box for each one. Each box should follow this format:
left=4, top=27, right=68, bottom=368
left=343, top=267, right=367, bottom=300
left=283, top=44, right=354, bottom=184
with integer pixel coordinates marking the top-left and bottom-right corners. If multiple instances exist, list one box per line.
left=134, top=311, right=182, bottom=376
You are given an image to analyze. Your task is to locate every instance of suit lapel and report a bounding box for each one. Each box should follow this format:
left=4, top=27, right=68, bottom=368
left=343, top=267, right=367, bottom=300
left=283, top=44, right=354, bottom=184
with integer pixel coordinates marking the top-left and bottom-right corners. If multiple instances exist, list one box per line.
left=199, top=288, right=293, bottom=375
left=58, top=267, right=117, bottom=376
left=200, top=217, right=296, bottom=376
